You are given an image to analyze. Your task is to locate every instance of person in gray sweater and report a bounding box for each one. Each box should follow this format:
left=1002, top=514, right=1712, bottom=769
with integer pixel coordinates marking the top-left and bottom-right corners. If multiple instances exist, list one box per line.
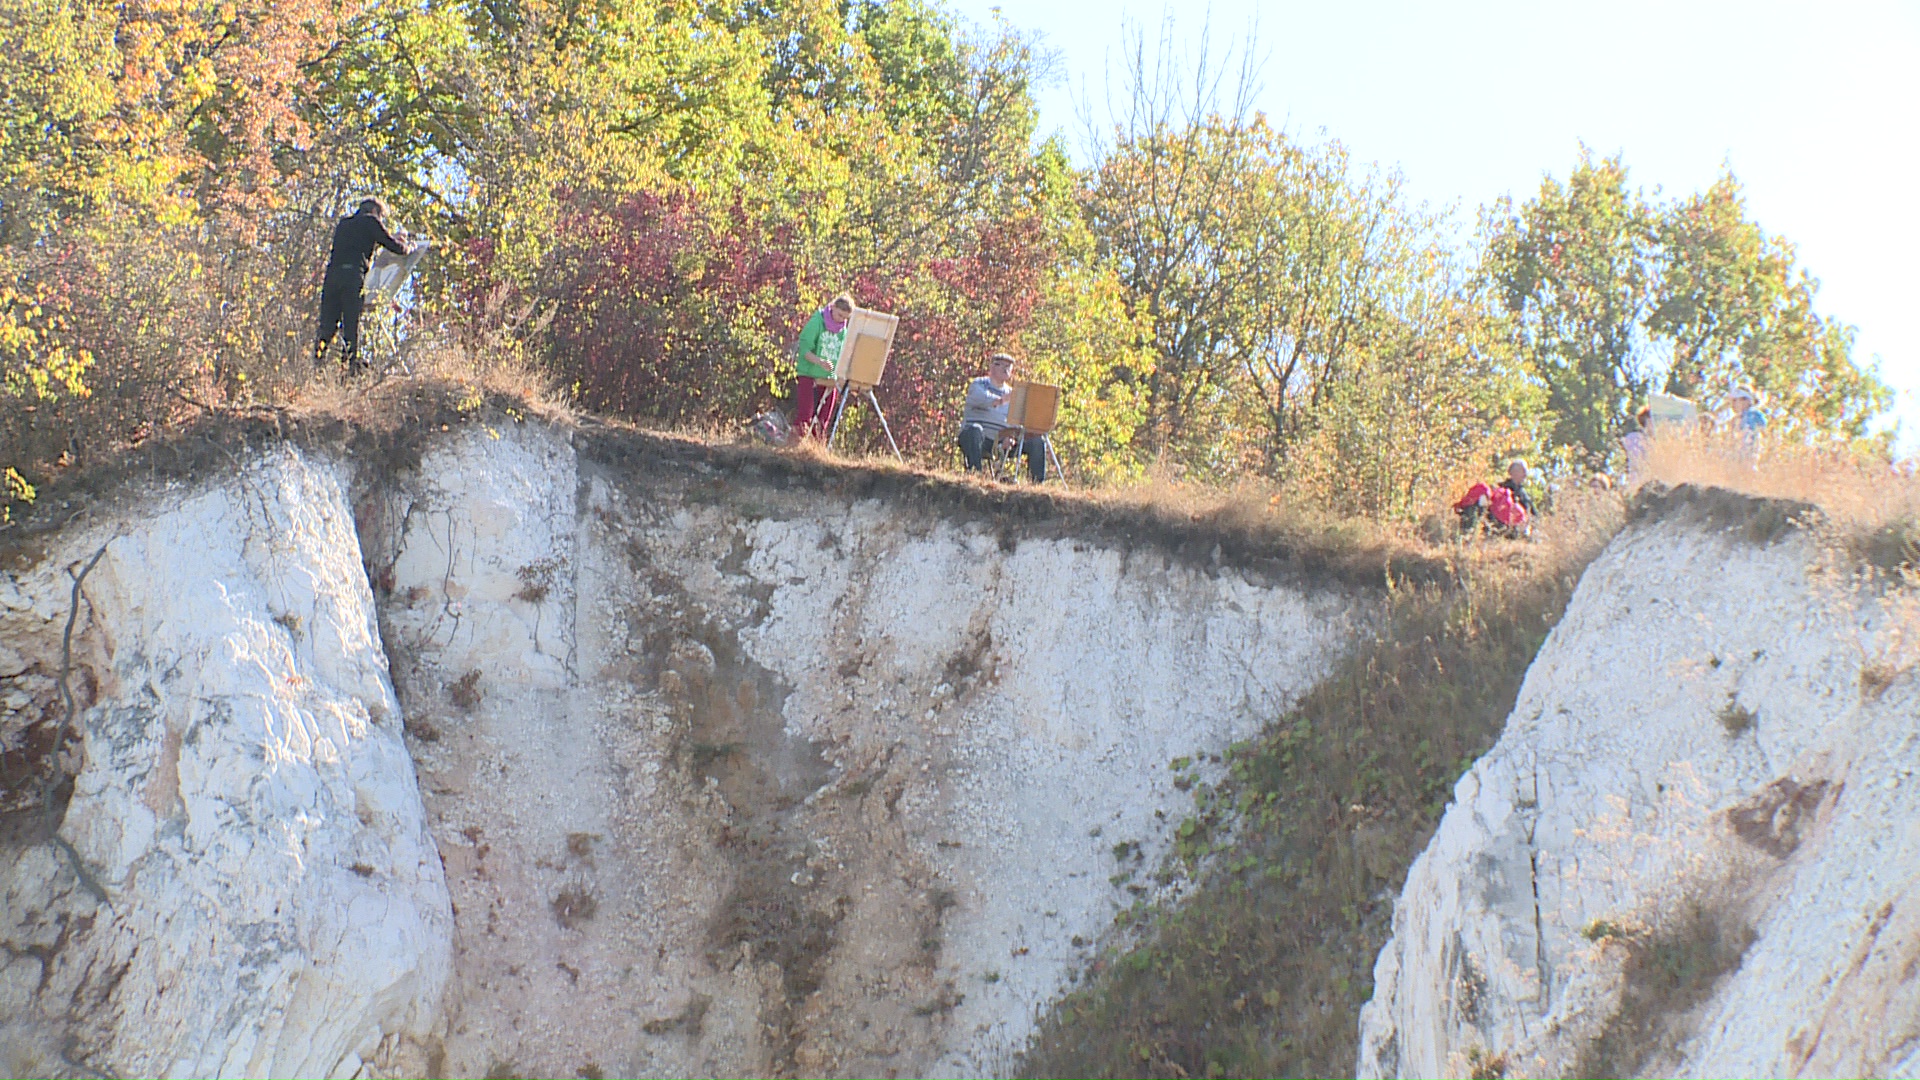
left=956, top=353, right=1046, bottom=482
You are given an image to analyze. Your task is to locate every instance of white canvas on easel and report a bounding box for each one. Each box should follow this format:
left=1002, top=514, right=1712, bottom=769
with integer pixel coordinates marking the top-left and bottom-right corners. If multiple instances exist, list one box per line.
left=1647, top=391, right=1695, bottom=430
left=361, top=239, right=431, bottom=378
left=367, top=239, right=429, bottom=302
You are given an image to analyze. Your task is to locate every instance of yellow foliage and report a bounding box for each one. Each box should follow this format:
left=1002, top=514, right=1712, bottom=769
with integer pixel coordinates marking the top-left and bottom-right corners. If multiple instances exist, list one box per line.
left=0, top=282, right=94, bottom=402
left=1022, top=265, right=1153, bottom=483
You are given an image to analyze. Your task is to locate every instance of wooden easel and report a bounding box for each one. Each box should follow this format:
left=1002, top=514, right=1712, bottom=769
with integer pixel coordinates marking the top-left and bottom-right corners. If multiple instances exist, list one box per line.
left=996, top=380, right=1066, bottom=482
left=826, top=309, right=903, bottom=461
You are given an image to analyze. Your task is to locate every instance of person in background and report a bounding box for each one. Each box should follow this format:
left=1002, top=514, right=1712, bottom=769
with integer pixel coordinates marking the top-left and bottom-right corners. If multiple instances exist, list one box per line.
left=1724, top=384, right=1767, bottom=464
left=957, top=352, right=1046, bottom=482
left=1500, top=458, right=1536, bottom=518
left=315, top=197, right=415, bottom=375
left=792, top=294, right=854, bottom=440
left=1621, top=405, right=1654, bottom=484
left=1727, top=385, right=1767, bottom=435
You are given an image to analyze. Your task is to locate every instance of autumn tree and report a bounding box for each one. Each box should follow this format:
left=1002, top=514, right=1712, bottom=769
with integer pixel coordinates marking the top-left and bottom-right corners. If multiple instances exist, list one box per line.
left=1079, top=22, right=1265, bottom=462
left=1481, top=150, right=1657, bottom=459
left=1486, top=151, right=1888, bottom=457
left=1651, top=171, right=1887, bottom=441
left=1235, top=144, right=1443, bottom=464
left=1082, top=19, right=1487, bottom=483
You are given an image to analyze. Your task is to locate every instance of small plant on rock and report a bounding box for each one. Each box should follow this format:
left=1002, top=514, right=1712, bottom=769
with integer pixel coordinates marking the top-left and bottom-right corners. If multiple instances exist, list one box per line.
left=551, top=885, right=598, bottom=929
left=1717, top=698, right=1757, bottom=736
left=514, top=557, right=564, bottom=603
left=449, top=669, right=484, bottom=711
left=1581, top=918, right=1632, bottom=944
left=1574, top=899, right=1755, bottom=1079
left=1466, top=1045, right=1509, bottom=1080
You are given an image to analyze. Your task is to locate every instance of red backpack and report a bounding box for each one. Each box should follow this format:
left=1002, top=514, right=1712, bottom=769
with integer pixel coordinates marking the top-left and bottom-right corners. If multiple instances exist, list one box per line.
left=1453, top=483, right=1528, bottom=528
left=1486, top=485, right=1527, bottom=527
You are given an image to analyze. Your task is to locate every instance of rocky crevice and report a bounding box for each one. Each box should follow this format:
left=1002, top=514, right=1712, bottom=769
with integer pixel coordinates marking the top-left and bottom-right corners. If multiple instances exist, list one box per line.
left=1, top=446, right=452, bottom=1079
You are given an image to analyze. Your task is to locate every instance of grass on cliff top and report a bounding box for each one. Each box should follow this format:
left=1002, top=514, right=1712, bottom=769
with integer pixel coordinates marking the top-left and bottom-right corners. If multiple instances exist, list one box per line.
left=1634, top=430, right=1920, bottom=527
left=1020, top=491, right=1623, bottom=1080
left=1633, top=432, right=1920, bottom=572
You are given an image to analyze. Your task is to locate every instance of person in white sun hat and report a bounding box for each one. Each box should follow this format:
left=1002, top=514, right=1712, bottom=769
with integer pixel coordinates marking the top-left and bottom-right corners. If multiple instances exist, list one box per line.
left=1727, top=385, right=1767, bottom=434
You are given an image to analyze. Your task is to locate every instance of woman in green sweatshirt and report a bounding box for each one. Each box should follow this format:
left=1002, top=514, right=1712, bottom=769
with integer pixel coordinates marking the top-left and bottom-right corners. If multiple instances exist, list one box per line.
left=793, top=293, right=854, bottom=439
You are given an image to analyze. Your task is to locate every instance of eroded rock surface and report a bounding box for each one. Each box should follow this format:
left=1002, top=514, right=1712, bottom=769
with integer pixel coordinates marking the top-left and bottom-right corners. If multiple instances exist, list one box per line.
left=0, top=447, right=450, bottom=1079
left=1358, top=489, right=1920, bottom=1079
left=0, top=418, right=1372, bottom=1078
left=362, top=426, right=1364, bottom=1078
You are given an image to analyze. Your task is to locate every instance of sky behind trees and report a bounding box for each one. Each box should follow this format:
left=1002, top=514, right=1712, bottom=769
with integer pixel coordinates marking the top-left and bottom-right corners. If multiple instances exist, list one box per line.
left=952, top=0, right=1920, bottom=450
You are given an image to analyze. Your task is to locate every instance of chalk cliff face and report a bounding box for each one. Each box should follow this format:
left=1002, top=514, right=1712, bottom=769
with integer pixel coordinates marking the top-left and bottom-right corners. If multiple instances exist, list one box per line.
left=0, top=421, right=1365, bottom=1078
left=13, top=426, right=1920, bottom=1080
left=1358, top=489, right=1920, bottom=1079
left=0, top=447, right=451, bottom=1080
left=359, top=426, right=1365, bottom=1078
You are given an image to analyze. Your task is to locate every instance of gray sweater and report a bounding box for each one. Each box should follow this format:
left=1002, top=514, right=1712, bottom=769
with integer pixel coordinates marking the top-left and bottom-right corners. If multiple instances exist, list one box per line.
left=960, top=376, right=1012, bottom=433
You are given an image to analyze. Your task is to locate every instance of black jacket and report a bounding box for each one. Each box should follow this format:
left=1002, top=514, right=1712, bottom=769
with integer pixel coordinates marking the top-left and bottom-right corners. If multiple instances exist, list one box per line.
left=326, top=209, right=408, bottom=274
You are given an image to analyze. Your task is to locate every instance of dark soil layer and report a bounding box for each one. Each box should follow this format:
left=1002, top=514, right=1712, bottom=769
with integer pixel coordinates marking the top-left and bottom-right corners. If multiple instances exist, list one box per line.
left=1628, top=481, right=1819, bottom=547
left=571, top=425, right=1441, bottom=591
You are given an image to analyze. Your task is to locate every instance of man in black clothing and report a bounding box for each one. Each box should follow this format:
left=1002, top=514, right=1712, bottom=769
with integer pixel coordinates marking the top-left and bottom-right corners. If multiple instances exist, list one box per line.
left=315, top=197, right=413, bottom=374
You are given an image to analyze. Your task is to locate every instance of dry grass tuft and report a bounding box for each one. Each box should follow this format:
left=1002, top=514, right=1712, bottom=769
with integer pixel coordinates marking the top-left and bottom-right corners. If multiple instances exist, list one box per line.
left=0, top=364, right=575, bottom=551
left=1573, top=900, right=1756, bottom=1079
left=1634, top=431, right=1920, bottom=540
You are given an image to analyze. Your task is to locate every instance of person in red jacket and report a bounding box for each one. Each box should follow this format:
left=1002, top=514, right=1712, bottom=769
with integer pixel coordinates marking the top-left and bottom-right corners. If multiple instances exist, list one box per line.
left=315, top=197, right=415, bottom=375
left=1453, top=460, right=1534, bottom=538
left=1498, top=459, right=1537, bottom=517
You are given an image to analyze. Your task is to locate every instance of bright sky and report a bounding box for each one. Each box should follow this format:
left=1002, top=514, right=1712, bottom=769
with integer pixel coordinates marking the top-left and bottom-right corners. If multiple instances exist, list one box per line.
left=945, top=0, right=1920, bottom=452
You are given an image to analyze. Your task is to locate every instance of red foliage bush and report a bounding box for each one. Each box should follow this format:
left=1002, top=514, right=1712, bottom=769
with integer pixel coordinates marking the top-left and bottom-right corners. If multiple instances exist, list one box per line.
left=519, top=188, right=1053, bottom=455
left=540, top=190, right=804, bottom=427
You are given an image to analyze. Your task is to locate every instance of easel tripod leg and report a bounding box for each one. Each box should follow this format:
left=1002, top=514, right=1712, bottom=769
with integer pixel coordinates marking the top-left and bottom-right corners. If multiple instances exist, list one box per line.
left=826, top=380, right=851, bottom=448
left=1045, top=436, right=1065, bottom=483
left=869, top=389, right=903, bottom=462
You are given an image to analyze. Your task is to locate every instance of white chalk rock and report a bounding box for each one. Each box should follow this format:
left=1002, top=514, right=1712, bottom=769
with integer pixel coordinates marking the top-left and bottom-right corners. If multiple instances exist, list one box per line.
left=1359, top=492, right=1920, bottom=1079
left=359, top=425, right=1367, bottom=1079
left=0, top=447, right=451, bottom=1079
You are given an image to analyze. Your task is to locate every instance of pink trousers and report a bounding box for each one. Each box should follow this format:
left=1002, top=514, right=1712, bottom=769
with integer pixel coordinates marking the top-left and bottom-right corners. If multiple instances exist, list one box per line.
left=796, top=376, right=838, bottom=439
